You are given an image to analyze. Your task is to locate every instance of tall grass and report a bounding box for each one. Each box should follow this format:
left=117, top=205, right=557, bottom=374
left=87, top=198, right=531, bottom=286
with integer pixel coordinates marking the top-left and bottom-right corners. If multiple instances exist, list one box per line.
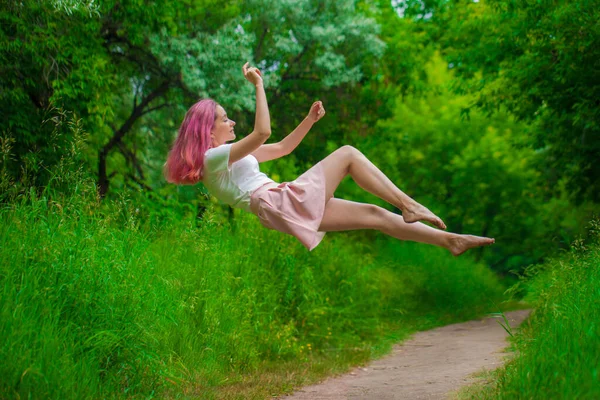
left=0, top=110, right=507, bottom=399
left=0, top=190, right=506, bottom=399
left=457, top=222, right=600, bottom=399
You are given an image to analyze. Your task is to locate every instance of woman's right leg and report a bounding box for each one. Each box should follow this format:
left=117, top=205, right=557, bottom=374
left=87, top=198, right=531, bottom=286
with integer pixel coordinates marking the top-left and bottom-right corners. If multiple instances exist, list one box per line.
left=318, top=198, right=494, bottom=256
left=318, top=146, right=446, bottom=230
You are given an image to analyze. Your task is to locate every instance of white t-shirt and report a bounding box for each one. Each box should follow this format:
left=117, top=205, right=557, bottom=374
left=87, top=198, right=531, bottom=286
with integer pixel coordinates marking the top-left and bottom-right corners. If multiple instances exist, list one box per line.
left=203, top=144, right=275, bottom=212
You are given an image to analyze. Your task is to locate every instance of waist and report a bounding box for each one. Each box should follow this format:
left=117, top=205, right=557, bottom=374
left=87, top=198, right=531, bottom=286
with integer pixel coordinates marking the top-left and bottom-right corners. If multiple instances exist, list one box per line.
left=249, top=181, right=280, bottom=215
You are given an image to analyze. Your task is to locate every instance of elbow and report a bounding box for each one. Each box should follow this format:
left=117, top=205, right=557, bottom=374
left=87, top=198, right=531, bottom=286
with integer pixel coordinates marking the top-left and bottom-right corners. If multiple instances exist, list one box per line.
left=258, top=129, right=271, bottom=138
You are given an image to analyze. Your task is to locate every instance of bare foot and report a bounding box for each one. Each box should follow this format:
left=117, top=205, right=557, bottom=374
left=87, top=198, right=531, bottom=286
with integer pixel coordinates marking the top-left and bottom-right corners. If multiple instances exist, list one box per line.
left=448, top=234, right=495, bottom=256
left=403, top=203, right=447, bottom=230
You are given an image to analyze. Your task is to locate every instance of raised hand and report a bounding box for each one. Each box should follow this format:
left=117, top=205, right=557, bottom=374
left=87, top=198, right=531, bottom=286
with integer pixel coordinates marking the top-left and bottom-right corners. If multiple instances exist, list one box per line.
left=242, top=62, right=263, bottom=86
left=308, top=100, right=326, bottom=122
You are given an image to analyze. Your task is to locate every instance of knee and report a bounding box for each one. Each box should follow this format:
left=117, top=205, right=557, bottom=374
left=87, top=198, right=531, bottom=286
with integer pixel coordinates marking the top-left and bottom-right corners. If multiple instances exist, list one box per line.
left=329, top=146, right=363, bottom=176
left=366, top=204, right=387, bottom=222
left=339, top=145, right=361, bottom=157
left=337, top=145, right=364, bottom=166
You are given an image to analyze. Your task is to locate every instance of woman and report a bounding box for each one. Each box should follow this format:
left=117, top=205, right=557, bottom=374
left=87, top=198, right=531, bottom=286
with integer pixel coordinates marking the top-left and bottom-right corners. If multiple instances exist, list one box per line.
left=165, top=63, right=494, bottom=255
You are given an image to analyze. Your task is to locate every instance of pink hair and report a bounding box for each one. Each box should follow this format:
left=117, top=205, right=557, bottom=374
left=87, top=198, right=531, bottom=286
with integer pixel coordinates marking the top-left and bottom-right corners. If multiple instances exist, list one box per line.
left=164, top=99, right=217, bottom=184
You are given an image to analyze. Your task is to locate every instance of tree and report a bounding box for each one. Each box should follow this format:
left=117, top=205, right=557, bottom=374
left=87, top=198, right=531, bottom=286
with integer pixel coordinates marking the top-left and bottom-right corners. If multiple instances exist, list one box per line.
left=441, top=0, right=600, bottom=202
left=1, top=0, right=386, bottom=199
left=0, top=1, right=113, bottom=189
left=238, top=0, right=386, bottom=176
left=352, top=53, right=578, bottom=270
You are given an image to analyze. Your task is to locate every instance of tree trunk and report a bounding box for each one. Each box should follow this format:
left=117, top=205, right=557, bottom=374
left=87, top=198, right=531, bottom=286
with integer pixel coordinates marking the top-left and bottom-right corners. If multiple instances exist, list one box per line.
left=97, top=80, right=171, bottom=198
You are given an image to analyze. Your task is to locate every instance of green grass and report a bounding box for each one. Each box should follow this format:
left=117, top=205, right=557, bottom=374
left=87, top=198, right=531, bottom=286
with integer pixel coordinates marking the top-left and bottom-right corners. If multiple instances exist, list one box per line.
left=454, top=225, right=600, bottom=400
left=0, top=184, right=507, bottom=399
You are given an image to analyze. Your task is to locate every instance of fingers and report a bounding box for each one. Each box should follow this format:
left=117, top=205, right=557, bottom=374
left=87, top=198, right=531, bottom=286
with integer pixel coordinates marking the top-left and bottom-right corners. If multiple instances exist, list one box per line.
left=243, top=62, right=257, bottom=77
left=318, top=107, right=326, bottom=119
left=316, top=101, right=325, bottom=116
left=310, top=100, right=326, bottom=121
left=243, top=63, right=262, bottom=79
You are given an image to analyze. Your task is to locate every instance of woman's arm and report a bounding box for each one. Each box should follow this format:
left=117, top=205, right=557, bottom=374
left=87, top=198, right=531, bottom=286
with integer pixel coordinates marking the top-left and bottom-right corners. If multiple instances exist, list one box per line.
left=229, top=63, right=272, bottom=165
left=252, top=101, right=326, bottom=162
left=278, top=117, right=315, bottom=156
left=253, top=77, right=271, bottom=136
left=279, top=101, right=325, bottom=154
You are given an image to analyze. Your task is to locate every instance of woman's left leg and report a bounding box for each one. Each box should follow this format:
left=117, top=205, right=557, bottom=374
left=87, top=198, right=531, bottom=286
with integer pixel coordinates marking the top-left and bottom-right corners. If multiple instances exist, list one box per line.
left=317, top=146, right=446, bottom=230
left=319, top=198, right=494, bottom=256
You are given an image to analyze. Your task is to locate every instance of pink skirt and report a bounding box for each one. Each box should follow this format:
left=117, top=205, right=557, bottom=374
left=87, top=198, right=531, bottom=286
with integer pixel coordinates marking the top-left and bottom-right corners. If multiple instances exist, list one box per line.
left=250, top=162, right=327, bottom=251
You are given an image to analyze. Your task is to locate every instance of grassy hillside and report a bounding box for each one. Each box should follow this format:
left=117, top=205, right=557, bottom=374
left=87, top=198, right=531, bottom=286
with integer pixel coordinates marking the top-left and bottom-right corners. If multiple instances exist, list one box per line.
left=0, top=185, right=506, bottom=399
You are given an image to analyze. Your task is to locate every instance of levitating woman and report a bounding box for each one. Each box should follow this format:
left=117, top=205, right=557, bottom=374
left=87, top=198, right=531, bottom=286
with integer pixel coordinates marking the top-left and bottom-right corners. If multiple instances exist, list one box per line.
left=165, top=63, right=494, bottom=255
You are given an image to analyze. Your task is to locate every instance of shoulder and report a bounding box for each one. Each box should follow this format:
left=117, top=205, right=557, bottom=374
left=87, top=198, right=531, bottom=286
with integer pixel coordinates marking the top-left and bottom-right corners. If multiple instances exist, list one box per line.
left=205, top=143, right=232, bottom=157
left=205, top=144, right=233, bottom=164
left=204, top=144, right=233, bottom=173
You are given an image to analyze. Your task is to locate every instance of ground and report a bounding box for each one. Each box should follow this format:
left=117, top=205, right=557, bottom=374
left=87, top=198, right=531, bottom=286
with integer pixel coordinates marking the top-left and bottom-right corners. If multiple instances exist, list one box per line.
left=278, top=310, right=530, bottom=400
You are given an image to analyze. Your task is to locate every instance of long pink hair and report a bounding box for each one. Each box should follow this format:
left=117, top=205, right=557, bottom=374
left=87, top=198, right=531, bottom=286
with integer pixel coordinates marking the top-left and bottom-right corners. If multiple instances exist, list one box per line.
left=164, top=99, right=217, bottom=184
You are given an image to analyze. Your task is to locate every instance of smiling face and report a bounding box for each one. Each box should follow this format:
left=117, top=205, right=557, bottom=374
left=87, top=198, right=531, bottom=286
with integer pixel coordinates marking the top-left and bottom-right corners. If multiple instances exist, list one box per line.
left=210, top=105, right=236, bottom=147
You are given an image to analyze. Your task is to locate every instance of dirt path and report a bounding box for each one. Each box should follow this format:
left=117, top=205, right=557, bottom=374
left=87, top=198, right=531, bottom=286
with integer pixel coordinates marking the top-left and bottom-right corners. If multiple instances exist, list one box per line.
left=279, top=309, right=530, bottom=400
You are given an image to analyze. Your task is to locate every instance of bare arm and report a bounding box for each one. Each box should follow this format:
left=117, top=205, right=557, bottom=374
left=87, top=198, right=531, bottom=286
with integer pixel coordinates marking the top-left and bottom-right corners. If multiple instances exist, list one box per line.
left=229, top=63, right=271, bottom=165
left=253, top=81, right=271, bottom=137
left=252, top=101, right=326, bottom=163
left=279, top=117, right=315, bottom=155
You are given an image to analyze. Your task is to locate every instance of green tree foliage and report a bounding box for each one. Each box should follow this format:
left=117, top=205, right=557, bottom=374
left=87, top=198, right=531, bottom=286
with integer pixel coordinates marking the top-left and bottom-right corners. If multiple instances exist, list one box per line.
left=94, top=1, right=250, bottom=197
left=356, top=0, right=439, bottom=132
left=441, top=0, right=600, bottom=202
left=351, top=54, right=582, bottom=271
left=1, top=0, right=385, bottom=198
left=0, top=1, right=113, bottom=188
left=238, top=0, right=386, bottom=176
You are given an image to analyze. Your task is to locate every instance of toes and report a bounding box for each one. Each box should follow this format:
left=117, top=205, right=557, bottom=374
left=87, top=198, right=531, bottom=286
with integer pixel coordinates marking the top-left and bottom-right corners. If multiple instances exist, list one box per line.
left=405, top=209, right=446, bottom=230
left=424, top=216, right=445, bottom=230
left=434, top=217, right=446, bottom=230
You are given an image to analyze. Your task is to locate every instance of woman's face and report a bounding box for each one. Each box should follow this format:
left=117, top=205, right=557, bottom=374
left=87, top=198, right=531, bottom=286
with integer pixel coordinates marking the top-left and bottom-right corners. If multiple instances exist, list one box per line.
left=211, top=105, right=236, bottom=147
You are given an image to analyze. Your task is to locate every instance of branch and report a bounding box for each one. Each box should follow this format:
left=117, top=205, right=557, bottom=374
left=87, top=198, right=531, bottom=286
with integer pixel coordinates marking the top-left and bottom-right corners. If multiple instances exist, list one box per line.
left=101, top=25, right=168, bottom=78
left=279, top=48, right=308, bottom=83
left=133, top=80, right=140, bottom=110
left=126, top=173, right=153, bottom=192
left=102, top=79, right=171, bottom=156
left=117, top=142, right=145, bottom=180
left=140, top=102, right=172, bottom=117
left=254, top=26, right=269, bottom=61
left=272, top=48, right=310, bottom=105
left=98, top=79, right=170, bottom=197
left=280, top=74, right=321, bottom=83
